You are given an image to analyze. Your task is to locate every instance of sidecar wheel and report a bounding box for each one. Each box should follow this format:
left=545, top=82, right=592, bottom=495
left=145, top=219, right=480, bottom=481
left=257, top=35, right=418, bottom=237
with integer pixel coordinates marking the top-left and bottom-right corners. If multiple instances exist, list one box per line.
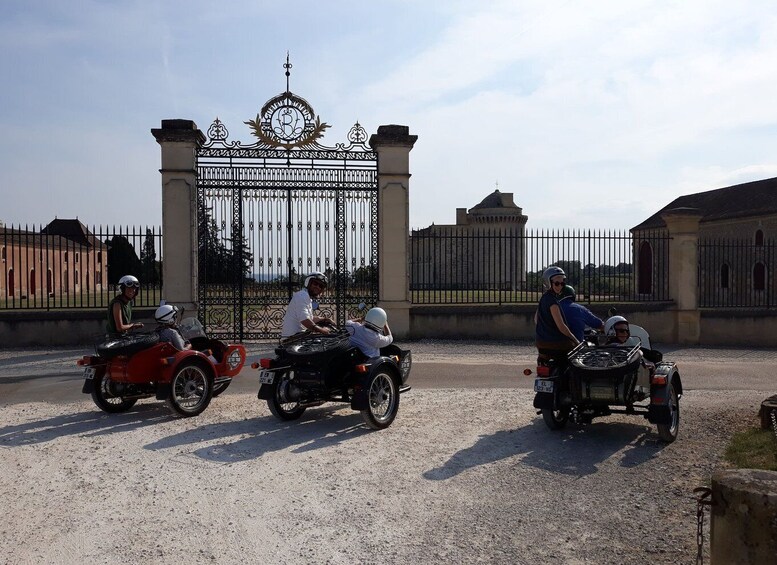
left=268, top=371, right=306, bottom=421
left=361, top=370, right=399, bottom=430
left=656, top=383, right=680, bottom=443
left=91, top=371, right=137, bottom=413
left=541, top=408, right=569, bottom=430
left=166, top=361, right=214, bottom=417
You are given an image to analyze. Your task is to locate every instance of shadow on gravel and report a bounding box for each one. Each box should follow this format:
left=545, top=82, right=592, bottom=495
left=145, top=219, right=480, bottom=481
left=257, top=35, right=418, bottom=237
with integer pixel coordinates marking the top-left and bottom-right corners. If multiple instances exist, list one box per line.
left=423, top=420, right=668, bottom=481
left=0, top=404, right=166, bottom=446
left=144, top=406, right=372, bottom=463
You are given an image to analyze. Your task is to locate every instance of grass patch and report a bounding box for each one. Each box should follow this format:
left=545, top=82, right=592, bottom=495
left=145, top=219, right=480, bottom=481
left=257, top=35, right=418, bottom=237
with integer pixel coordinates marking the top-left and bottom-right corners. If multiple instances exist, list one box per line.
left=724, top=427, right=777, bottom=472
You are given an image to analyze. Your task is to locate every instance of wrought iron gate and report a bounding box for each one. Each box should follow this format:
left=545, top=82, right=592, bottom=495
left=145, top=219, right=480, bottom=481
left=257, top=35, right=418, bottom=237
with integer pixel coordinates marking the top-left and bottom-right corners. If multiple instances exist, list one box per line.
left=196, top=64, right=378, bottom=341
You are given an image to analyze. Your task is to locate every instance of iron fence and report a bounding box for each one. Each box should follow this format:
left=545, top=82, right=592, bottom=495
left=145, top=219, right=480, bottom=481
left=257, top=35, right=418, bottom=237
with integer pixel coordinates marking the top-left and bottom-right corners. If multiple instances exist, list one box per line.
left=1, top=222, right=162, bottom=310
left=410, top=228, right=671, bottom=305
left=699, top=238, right=775, bottom=307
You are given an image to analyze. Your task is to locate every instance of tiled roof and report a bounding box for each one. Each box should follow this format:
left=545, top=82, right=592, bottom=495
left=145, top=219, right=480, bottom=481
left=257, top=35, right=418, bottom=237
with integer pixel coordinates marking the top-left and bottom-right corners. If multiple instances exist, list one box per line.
left=632, top=176, right=777, bottom=230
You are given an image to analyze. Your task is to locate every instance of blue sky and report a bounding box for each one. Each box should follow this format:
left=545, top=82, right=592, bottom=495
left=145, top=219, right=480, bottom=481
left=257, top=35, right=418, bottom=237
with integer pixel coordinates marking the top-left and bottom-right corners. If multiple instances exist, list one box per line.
left=2, top=0, right=777, bottom=230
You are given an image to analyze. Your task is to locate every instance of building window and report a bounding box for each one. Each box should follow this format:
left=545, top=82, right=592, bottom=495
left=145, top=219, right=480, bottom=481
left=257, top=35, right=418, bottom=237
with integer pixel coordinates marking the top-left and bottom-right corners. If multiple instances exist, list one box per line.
left=7, top=269, right=13, bottom=297
left=97, top=251, right=102, bottom=264
left=755, top=230, right=764, bottom=246
left=754, top=262, right=766, bottom=291
left=637, top=241, right=653, bottom=294
left=75, top=252, right=80, bottom=263
left=64, top=251, right=68, bottom=263
left=1, top=246, right=5, bottom=261
left=720, top=264, right=729, bottom=289
left=29, top=269, right=36, bottom=295
left=46, top=269, right=52, bottom=295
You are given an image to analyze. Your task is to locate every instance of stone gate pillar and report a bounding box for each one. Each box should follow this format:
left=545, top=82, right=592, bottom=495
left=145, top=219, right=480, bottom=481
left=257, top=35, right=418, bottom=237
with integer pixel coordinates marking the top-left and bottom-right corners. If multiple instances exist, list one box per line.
left=151, top=119, right=205, bottom=315
left=369, top=125, right=418, bottom=338
left=660, top=208, right=702, bottom=344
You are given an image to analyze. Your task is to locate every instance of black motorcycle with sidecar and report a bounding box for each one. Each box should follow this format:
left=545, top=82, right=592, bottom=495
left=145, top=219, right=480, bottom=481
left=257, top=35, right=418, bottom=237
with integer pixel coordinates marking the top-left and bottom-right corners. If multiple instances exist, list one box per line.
left=252, top=329, right=412, bottom=430
left=528, top=324, right=682, bottom=442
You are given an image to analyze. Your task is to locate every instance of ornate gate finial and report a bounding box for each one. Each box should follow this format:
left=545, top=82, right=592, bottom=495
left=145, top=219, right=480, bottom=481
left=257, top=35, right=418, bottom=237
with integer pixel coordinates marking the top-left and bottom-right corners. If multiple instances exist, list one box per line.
left=284, top=52, right=292, bottom=93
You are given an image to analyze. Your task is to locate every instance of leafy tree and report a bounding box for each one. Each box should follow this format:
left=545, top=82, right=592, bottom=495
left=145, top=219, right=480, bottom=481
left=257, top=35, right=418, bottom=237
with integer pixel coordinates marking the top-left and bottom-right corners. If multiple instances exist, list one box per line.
left=140, top=228, right=160, bottom=284
left=106, top=235, right=141, bottom=285
left=198, top=210, right=253, bottom=284
left=352, top=264, right=377, bottom=289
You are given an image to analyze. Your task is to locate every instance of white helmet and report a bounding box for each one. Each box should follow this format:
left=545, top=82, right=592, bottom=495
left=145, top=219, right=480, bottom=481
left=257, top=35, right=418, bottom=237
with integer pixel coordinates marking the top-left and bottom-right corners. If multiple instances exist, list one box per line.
left=542, top=266, right=565, bottom=289
left=304, top=271, right=328, bottom=289
left=118, top=274, right=140, bottom=290
left=364, top=307, right=387, bottom=331
left=604, top=315, right=629, bottom=336
left=155, top=304, right=178, bottom=324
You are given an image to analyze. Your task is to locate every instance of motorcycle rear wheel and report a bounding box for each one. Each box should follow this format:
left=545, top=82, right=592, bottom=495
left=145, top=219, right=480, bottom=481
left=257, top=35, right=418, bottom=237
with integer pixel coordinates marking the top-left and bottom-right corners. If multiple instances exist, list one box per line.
left=267, top=371, right=306, bottom=421
left=541, top=407, right=569, bottom=430
left=361, top=370, right=399, bottom=430
left=656, top=383, right=680, bottom=443
left=91, top=371, right=138, bottom=413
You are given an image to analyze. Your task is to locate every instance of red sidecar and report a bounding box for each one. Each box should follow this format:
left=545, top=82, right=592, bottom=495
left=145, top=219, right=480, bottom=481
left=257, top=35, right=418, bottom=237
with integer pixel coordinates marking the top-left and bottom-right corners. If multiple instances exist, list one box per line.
left=78, top=317, right=246, bottom=417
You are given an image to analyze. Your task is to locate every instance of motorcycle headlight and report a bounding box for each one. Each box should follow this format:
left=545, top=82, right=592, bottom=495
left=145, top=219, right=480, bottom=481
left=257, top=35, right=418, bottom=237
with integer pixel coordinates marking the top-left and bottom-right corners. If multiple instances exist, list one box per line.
left=227, top=349, right=243, bottom=370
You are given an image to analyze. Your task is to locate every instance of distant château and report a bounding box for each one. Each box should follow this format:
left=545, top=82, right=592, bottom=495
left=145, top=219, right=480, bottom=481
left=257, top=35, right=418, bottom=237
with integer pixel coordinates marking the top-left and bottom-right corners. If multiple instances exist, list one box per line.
left=410, top=190, right=528, bottom=291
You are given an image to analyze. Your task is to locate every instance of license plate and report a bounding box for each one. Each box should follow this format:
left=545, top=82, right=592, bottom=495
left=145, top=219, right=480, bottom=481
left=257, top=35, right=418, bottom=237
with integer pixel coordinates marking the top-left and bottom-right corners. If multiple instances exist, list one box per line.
left=534, top=379, right=553, bottom=393
left=83, top=366, right=96, bottom=380
left=258, top=369, right=275, bottom=385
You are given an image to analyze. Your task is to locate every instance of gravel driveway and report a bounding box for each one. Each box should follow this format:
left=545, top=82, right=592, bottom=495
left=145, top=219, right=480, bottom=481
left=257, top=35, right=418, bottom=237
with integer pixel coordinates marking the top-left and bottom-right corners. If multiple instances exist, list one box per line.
left=0, top=341, right=772, bottom=564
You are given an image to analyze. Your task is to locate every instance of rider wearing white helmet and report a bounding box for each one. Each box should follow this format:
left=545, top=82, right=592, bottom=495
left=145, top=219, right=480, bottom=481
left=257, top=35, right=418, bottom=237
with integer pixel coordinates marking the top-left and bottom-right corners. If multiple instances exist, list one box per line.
left=154, top=304, right=191, bottom=351
left=535, top=266, right=580, bottom=357
left=281, top=271, right=336, bottom=338
left=106, top=274, right=144, bottom=336
left=346, top=307, right=393, bottom=359
left=604, top=315, right=631, bottom=344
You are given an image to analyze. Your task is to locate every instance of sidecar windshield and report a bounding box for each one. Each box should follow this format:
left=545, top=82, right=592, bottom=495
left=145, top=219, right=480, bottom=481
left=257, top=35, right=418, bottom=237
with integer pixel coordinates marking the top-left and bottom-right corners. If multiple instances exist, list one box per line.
left=179, top=317, right=207, bottom=341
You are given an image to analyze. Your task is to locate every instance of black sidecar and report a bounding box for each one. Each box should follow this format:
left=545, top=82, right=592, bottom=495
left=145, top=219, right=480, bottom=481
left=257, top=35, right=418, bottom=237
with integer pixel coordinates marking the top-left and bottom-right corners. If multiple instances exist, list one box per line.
left=253, top=329, right=412, bottom=430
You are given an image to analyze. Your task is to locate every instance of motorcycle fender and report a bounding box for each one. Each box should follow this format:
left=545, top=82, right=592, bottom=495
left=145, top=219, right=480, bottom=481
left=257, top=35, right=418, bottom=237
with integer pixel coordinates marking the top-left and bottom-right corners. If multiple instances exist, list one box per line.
left=81, top=364, right=105, bottom=394
left=257, top=383, right=272, bottom=400
left=648, top=367, right=680, bottom=424
left=533, top=391, right=555, bottom=410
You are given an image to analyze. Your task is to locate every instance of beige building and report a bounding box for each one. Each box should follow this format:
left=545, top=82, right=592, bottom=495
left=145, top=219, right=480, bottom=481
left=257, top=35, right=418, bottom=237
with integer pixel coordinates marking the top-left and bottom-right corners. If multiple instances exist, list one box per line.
left=410, top=190, right=528, bottom=291
left=632, top=176, right=776, bottom=306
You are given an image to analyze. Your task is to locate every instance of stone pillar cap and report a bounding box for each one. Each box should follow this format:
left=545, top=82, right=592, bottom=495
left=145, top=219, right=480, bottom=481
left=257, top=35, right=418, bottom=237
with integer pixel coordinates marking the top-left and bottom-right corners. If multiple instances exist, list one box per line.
left=369, top=124, right=418, bottom=148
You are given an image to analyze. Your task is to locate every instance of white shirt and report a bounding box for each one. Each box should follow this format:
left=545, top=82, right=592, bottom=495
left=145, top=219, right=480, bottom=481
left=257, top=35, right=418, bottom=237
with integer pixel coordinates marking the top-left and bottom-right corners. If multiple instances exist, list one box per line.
left=281, top=289, right=314, bottom=337
left=346, top=320, right=393, bottom=358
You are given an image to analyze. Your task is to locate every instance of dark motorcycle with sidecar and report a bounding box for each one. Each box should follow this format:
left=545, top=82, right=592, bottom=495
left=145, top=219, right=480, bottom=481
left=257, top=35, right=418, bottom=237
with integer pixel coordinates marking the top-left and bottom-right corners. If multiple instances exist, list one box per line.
left=252, top=329, right=412, bottom=430
left=527, top=324, right=682, bottom=442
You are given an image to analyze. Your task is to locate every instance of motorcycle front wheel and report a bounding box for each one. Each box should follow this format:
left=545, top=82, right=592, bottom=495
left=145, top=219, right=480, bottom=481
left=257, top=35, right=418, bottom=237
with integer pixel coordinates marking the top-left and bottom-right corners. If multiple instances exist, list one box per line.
left=361, top=370, right=399, bottom=430
left=541, top=407, right=569, bottom=430
left=267, top=371, right=306, bottom=421
left=91, top=370, right=138, bottom=413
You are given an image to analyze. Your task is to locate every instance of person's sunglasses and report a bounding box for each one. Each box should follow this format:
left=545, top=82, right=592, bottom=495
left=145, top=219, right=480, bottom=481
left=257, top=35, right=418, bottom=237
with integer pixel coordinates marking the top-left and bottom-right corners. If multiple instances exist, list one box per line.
left=552, top=280, right=566, bottom=287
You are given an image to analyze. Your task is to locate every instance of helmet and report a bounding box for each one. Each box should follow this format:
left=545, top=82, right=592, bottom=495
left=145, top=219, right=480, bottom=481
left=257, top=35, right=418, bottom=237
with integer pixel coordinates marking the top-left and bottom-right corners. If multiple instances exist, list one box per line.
left=155, top=304, right=178, bottom=324
left=558, top=284, right=576, bottom=302
left=118, top=274, right=140, bottom=290
left=542, top=266, right=565, bottom=289
left=604, top=315, right=629, bottom=336
left=304, top=271, right=328, bottom=289
left=364, top=307, right=387, bottom=331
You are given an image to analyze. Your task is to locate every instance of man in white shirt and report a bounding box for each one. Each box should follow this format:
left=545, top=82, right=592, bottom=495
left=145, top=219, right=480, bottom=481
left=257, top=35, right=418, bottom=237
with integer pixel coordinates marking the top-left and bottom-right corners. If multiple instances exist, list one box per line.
left=281, top=272, right=335, bottom=338
left=346, top=307, right=393, bottom=359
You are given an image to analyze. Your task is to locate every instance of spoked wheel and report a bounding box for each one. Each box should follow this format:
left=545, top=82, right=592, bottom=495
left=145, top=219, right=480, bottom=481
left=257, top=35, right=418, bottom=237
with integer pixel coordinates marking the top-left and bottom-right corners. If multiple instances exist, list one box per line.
left=166, top=360, right=214, bottom=417
left=361, top=371, right=399, bottom=430
left=541, top=407, right=569, bottom=430
left=656, top=383, right=680, bottom=443
left=91, top=370, right=138, bottom=413
left=267, top=371, right=306, bottom=421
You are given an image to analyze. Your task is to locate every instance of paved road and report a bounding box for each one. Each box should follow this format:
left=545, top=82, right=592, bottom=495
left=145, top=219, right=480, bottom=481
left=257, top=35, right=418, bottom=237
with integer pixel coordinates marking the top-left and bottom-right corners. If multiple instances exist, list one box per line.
left=1, top=340, right=775, bottom=405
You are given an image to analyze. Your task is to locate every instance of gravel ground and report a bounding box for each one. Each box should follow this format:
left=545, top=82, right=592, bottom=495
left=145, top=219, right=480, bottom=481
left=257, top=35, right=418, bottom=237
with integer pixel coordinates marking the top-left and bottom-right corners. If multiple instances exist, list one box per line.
left=0, top=373, right=765, bottom=565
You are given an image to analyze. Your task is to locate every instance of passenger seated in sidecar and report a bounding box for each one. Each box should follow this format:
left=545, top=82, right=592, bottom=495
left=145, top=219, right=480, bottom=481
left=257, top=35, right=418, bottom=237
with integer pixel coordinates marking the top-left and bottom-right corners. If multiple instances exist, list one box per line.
left=601, top=315, right=660, bottom=367
left=345, top=307, right=393, bottom=359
